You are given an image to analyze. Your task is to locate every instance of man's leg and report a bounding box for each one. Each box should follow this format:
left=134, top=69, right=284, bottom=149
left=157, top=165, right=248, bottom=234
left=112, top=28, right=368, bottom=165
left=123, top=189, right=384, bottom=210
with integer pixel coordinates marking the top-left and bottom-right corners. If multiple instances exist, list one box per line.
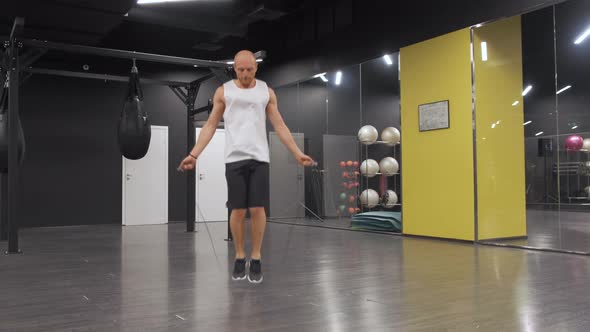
left=230, top=209, right=247, bottom=259
left=245, top=161, right=269, bottom=283
left=249, top=207, right=266, bottom=260
left=226, top=160, right=249, bottom=281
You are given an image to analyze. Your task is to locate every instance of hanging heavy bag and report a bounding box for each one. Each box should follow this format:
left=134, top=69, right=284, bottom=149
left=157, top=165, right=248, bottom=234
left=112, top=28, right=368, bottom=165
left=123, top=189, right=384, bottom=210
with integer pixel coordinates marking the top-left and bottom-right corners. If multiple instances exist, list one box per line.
left=117, top=61, right=151, bottom=160
left=0, top=78, right=26, bottom=172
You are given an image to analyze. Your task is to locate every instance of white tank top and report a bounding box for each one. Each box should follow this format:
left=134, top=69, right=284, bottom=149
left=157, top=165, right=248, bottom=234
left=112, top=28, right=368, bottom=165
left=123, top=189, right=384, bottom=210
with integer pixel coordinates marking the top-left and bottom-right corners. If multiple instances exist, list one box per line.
left=223, top=79, right=270, bottom=163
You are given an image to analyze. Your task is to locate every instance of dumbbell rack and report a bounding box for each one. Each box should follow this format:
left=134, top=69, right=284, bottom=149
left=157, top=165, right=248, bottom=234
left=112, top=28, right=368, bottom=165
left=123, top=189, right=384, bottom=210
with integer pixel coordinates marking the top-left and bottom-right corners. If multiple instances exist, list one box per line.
left=358, top=140, right=402, bottom=213
left=336, top=162, right=361, bottom=217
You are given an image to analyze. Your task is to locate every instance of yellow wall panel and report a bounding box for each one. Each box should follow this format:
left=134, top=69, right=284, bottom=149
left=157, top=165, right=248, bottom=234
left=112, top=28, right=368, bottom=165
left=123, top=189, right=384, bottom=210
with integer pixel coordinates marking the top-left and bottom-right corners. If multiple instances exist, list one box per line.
left=400, top=28, right=475, bottom=241
left=473, top=17, right=527, bottom=240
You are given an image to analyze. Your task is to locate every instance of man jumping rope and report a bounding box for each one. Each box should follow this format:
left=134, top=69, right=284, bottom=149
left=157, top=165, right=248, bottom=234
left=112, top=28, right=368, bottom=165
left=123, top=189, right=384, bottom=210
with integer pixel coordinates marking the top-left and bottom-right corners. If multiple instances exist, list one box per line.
left=178, top=50, right=315, bottom=283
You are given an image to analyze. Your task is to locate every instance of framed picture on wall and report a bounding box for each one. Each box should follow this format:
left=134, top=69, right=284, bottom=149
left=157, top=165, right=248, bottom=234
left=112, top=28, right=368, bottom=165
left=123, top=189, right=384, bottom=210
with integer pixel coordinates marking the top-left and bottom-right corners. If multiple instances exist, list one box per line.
left=418, top=100, right=450, bottom=131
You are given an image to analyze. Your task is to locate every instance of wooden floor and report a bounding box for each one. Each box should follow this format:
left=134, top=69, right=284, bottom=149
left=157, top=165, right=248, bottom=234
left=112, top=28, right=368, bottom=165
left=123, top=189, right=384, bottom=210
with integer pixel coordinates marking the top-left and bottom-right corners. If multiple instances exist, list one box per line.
left=488, top=209, right=590, bottom=253
left=2, top=221, right=590, bottom=331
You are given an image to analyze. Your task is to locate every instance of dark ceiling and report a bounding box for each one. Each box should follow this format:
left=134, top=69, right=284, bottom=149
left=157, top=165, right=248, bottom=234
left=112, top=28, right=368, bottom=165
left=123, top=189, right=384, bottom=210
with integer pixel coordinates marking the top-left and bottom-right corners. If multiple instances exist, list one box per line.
left=0, top=0, right=314, bottom=61
left=0, top=0, right=569, bottom=81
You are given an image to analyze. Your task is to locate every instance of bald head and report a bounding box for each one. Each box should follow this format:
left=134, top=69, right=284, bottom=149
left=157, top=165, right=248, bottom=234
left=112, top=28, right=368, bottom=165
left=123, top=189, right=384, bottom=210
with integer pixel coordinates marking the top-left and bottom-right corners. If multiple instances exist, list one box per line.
left=234, top=50, right=257, bottom=65
left=233, top=50, right=258, bottom=88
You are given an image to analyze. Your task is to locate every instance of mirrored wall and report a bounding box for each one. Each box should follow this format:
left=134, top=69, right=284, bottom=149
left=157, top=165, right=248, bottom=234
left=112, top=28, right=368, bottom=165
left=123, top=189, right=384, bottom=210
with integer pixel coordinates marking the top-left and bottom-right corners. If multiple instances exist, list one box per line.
left=475, top=0, right=590, bottom=253
left=269, top=54, right=402, bottom=233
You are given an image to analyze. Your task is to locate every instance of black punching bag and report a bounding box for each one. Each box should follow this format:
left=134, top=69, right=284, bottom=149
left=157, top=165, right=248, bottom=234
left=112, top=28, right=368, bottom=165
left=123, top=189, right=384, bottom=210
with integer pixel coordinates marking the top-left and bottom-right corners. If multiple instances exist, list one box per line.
left=0, top=80, right=26, bottom=172
left=117, top=62, right=151, bottom=160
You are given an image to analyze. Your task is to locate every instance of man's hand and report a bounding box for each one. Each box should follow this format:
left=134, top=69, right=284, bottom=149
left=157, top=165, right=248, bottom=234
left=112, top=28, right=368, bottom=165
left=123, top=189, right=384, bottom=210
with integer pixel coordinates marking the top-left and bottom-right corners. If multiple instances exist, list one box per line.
left=296, top=153, right=316, bottom=167
left=177, top=155, right=197, bottom=172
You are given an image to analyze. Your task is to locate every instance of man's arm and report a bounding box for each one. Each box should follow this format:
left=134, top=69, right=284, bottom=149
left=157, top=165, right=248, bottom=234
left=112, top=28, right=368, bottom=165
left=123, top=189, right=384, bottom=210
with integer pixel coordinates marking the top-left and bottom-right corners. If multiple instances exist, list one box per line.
left=189, top=86, right=225, bottom=159
left=266, top=88, right=313, bottom=165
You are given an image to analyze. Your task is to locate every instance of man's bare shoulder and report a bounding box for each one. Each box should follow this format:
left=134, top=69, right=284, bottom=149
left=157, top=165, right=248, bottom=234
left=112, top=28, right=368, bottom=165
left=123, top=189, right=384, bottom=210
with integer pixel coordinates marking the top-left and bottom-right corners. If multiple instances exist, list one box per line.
left=267, top=86, right=277, bottom=97
left=214, top=85, right=225, bottom=102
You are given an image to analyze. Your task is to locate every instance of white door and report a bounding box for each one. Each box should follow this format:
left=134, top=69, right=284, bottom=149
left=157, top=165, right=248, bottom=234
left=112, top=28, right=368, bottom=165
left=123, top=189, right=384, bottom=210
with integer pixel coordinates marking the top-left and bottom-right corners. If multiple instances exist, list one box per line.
left=122, top=126, right=169, bottom=226
left=270, top=132, right=305, bottom=218
left=196, top=128, right=227, bottom=222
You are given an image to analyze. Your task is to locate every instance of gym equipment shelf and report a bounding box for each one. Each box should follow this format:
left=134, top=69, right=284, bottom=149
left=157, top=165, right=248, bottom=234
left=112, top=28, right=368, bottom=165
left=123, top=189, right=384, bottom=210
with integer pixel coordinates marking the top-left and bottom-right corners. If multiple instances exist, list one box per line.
left=358, top=133, right=402, bottom=214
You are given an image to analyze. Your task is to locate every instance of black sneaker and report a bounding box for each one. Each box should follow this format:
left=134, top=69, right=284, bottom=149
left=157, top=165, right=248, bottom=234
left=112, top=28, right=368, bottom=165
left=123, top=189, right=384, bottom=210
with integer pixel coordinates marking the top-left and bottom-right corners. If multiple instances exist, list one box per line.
left=232, top=258, right=247, bottom=281
left=248, top=259, right=263, bottom=283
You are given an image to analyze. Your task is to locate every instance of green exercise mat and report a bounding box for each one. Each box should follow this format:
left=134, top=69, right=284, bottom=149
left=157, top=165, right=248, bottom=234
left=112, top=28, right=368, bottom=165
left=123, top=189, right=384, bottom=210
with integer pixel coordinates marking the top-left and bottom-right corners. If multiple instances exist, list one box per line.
left=351, top=211, right=402, bottom=232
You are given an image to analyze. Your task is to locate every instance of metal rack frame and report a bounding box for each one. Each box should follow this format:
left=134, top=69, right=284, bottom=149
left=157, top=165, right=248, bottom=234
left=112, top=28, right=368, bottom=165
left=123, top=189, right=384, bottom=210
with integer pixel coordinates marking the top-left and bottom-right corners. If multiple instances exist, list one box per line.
left=0, top=17, right=264, bottom=252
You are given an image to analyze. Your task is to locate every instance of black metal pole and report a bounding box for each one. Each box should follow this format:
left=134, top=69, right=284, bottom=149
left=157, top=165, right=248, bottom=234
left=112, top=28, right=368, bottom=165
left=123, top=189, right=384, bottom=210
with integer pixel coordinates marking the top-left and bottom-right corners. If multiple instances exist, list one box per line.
left=6, top=17, right=24, bottom=254
left=1, top=42, right=8, bottom=242
left=0, top=173, right=7, bottom=241
left=186, top=113, right=196, bottom=232
left=186, top=84, right=198, bottom=232
left=21, top=39, right=230, bottom=68
left=24, top=67, right=189, bottom=87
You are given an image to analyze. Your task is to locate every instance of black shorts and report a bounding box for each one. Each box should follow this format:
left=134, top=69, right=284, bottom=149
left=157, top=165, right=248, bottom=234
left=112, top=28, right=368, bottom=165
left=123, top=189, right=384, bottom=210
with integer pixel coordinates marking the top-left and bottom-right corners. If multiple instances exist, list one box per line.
left=225, top=159, right=269, bottom=209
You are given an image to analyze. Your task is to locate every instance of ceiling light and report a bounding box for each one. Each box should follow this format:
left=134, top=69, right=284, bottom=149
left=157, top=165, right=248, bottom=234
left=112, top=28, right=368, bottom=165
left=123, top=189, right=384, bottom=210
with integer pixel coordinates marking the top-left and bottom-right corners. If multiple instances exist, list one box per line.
left=335, top=71, right=342, bottom=85
left=383, top=54, right=393, bottom=65
left=522, top=85, right=533, bottom=96
left=535, top=131, right=544, bottom=136
left=256, top=59, right=263, bottom=63
left=556, top=85, right=572, bottom=94
left=491, top=123, right=496, bottom=129
left=512, top=101, right=519, bottom=106
left=524, top=121, right=532, bottom=126
left=137, top=0, right=197, bottom=4
left=193, top=65, right=198, bottom=67
left=226, top=61, right=234, bottom=65
left=574, top=27, right=590, bottom=44
left=481, top=42, right=488, bottom=61
left=572, top=125, right=579, bottom=130
left=313, top=72, right=328, bottom=82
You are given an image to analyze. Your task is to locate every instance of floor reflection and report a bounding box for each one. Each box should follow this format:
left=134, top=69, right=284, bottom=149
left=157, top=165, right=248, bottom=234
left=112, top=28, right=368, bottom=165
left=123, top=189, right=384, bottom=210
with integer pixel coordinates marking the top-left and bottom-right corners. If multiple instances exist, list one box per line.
left=484, top=208, right=590, bottom=253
